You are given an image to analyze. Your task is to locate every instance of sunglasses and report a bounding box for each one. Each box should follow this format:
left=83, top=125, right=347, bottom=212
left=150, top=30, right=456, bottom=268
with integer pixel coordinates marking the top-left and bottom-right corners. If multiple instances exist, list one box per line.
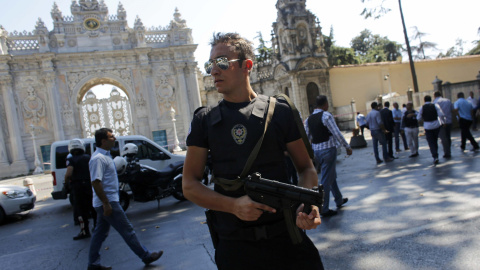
left=204, top=57, right=241, bottom=74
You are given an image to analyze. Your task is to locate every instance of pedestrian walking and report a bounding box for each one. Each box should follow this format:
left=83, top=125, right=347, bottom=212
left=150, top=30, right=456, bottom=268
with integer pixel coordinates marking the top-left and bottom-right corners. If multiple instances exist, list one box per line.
left=467, top=91, right=478, bottom=130
left=401, top=102, right=419, bottom=157
left=392, top=102, right=408, bottom=152
left=434, top=91, right=454, bottom=158
left=64, top=138, right=96, bottom=240
left=454, top=92, right=480, bottom=152
left=87, top=128, right=163, bottom=270
left=305, top=95, right=351, bottom=217
left=380, top=101, right=396, bottom=158
left=417, top=95, right=445, bottom=165
left=366, top=102, right=393, bottom=164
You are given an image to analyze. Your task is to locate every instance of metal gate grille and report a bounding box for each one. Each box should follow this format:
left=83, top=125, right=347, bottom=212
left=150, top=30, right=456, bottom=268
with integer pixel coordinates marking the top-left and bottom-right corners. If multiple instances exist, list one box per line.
left=81, top=88, right=132, bottom=137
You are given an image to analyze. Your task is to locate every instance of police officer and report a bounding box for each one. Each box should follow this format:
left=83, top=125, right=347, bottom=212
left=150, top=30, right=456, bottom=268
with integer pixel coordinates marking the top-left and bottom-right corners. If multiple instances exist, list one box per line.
left=183, top=33, right=323, bottom=270
left=65, top=138, right=96, bottom=240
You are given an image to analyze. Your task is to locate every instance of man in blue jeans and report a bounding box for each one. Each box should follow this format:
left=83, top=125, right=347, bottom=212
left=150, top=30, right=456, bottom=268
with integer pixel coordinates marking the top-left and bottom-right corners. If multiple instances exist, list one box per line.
left=88, top=128, right=163, bottom=270
left=366, top=102, right=393, bottom=164
left=305, top=95, right=352, bottom=217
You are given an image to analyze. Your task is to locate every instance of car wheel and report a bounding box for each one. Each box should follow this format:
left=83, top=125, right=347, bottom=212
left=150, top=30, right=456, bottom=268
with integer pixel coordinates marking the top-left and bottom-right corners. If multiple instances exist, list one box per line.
left=0, top=207, right=6, bottom=225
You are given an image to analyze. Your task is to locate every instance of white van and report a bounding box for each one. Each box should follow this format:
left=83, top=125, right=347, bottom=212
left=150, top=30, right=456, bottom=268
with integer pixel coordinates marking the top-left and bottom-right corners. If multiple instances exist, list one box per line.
left=50, top=135, right=185, bottom=201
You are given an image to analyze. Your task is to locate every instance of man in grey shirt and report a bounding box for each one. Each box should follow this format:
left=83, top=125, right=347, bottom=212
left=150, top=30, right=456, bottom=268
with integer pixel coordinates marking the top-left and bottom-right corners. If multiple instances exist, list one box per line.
left=433, top=91, right=453, bottom=158
left=366, top=102, right=393, bottom=164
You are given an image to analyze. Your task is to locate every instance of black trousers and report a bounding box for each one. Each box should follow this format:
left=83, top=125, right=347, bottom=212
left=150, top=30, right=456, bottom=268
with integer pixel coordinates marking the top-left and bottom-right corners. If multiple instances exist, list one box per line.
left=425, top=127, right=440, bottom=159
left=215, top=231, right=324, bottom=270
left=459, top=118, right=479, bottom=149
left=72, top=182, right=96, bottom=230
left=385, top=132, right=394, bottom=157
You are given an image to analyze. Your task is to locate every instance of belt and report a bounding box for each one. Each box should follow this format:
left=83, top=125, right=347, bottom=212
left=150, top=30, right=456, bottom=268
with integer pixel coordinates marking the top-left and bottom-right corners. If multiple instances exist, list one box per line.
left=219, top=220, right=289, bottom=242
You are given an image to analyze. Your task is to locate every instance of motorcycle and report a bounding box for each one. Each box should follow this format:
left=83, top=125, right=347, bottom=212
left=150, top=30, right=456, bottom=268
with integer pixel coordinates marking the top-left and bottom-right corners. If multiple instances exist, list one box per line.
left=115, top=144, right=187, bottom=211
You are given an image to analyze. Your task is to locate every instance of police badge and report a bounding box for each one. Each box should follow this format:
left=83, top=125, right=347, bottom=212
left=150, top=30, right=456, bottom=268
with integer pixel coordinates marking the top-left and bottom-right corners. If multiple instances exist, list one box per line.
left=231, top=124, right=247, bottom=145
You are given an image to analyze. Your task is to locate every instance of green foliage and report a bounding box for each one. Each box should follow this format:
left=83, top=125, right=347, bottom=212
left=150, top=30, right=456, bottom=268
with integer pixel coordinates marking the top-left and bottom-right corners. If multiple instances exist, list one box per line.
left=466, top=27, right=480, bottom=55
left=254, top=32, right=273, bottom=63
left=350, top=29, right=403, bottom=63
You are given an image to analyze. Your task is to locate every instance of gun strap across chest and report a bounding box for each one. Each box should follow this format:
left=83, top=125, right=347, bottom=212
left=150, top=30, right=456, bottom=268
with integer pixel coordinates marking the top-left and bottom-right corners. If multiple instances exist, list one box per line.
left=212, top=96, right=276, bottom=191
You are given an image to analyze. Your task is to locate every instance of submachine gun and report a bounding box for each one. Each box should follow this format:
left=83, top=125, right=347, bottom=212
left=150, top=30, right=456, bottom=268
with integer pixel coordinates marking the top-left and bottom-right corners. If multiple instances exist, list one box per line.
left=243, top=172, right=324, bottom=245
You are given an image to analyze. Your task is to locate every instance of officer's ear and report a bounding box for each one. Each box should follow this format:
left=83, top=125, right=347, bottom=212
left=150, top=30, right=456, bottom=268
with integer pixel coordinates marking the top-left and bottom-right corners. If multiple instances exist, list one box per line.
left=244, top=59, right=253, bottom=72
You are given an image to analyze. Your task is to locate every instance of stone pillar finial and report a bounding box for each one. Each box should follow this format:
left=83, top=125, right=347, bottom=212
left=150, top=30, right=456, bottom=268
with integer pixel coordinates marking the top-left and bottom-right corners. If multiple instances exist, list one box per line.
left=432, top=76, right=443, bottom=95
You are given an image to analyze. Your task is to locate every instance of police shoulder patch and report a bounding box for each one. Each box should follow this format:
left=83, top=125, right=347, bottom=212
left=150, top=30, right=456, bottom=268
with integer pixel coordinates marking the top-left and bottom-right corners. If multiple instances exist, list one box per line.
left=231, top=124, right=247, bottom=145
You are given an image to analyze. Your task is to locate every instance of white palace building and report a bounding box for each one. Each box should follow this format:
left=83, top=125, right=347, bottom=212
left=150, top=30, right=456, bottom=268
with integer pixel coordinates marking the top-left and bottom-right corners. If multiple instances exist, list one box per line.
left=0, top=1, right=203, bottom=177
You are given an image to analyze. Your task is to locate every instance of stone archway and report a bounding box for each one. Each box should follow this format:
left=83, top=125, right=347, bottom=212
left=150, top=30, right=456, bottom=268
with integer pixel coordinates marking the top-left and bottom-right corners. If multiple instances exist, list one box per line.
left=306, top=82, right=319, bottom=114
left=74, top=77, right=134, bottom=138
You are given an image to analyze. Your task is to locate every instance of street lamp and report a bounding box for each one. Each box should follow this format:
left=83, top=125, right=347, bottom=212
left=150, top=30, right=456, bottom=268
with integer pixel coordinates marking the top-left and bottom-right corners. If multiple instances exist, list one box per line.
left=169, top=107, right=182, bottom=152
left=29, top=124, right=44, bottom=174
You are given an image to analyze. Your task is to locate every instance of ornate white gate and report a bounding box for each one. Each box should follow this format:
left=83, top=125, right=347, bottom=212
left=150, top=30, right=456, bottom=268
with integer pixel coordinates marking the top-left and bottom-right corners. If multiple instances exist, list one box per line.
left=81, top=87, right=132, bottom=137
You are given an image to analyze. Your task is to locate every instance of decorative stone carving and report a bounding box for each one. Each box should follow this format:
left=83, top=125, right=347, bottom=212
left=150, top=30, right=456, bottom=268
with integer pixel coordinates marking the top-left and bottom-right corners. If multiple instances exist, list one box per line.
left=61, top=104, right=75, bottom=126
left=274, top=64, right=288, bottom=79
left=22, top=86, right=46, bottom=124
left=156, top=74, right=175, bottom=107
left=67, top=68, right=132, bottom=97
left=170, top=8, right=187, bottom=29
left=135, top=93, right=147, bottom=118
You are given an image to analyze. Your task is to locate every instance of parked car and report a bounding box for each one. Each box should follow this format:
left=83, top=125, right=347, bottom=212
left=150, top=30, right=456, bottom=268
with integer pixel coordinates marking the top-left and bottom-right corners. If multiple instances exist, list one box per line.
left=50, top=135, right=186, bottom=202
left=0, top=185, right=36, bottom=224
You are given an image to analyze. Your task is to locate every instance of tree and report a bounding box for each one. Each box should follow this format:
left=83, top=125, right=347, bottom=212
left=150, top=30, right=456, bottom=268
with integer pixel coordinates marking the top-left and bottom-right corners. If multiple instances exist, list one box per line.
left=438, top=39, right=465, bottom=58
left=361, top=0, right=420, bottom=93
left=323, top=26, right=360, bottom=66
left=350, top=29, right=403, bottom=63
left=409, top=26, right=437, bottom=59
left=466, top=27, right=480, bottom=55
left=254, top=32, right=273, bottom=63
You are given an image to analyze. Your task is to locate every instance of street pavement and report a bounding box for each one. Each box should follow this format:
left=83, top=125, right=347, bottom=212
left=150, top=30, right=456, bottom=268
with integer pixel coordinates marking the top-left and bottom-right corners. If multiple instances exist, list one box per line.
left=0, top=129, right=479, bottom=270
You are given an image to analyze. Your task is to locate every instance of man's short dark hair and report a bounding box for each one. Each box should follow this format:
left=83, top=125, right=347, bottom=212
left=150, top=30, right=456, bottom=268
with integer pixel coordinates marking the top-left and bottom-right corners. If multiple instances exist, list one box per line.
left=210, top=32, right=255, bottom=67
left=315, top=95, right=328, bottom=108
left=371, top=102, right=378, bottom=109
left=434, top=91, right=442, bottom=97
left=95, top=128, right=113, bottom=147
left=424, top=95, right=432, bottom=102
left=458, top=92, right=465, bottom=98
left=384, top=101, right=390, bottom=108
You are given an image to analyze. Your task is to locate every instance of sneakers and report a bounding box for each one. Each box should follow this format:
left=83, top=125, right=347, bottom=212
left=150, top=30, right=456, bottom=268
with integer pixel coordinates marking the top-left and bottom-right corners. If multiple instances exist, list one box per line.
left=73, top=230, right=90, bottom=240
left=143, top=251, right=164, bottom=265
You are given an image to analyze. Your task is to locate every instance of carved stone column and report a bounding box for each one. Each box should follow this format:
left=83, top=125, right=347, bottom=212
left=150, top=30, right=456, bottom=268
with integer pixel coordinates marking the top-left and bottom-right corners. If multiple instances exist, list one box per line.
left=184, top=63, right=201, bottom=124
left=175, top=64, right=192, bottom=140
left=140, top=66, right=159, bottom=134
left=0, top=117, right=9, bottom=166
left=0, top=77, right=29, bottom=174
left=43, top=73, right=65, bottom=141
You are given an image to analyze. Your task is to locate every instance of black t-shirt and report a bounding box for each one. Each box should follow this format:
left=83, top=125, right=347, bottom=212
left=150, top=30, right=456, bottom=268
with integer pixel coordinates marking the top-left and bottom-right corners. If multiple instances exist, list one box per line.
left=67, top=153, right=91, bottom=184
left=186, top=96, right=302, bottom=235
left=187, top=98, right=300, bottom=151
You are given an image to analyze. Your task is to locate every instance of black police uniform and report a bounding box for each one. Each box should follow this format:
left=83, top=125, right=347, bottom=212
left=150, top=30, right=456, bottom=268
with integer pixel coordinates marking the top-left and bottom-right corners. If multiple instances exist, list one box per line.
left=187, top=95, right=323, bottom=270
left=67, top=153, right=96, bottom=232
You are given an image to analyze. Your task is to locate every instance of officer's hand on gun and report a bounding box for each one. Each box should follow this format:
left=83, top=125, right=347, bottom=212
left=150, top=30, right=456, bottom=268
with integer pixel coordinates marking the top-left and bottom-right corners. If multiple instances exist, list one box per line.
left=233, top=195, right=276, bottom=221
